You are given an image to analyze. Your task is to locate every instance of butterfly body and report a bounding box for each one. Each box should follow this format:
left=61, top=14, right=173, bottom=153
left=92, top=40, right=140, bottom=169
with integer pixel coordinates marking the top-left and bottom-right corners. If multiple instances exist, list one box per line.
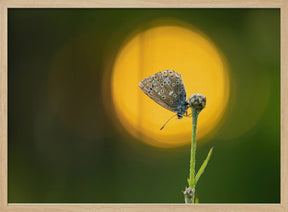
left=139, top=70, right=189, bottom=119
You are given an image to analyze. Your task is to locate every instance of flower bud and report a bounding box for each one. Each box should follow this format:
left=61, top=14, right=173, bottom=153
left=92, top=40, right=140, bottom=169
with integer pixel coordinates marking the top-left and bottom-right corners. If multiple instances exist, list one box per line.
left=183, top=187, right=193, bottom=198
left=188, top=93, right=206, bottom=112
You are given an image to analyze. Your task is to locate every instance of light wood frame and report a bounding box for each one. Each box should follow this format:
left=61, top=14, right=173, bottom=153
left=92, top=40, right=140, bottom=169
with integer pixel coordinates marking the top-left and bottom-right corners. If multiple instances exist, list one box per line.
left=0, top=0, right=287, bottom=211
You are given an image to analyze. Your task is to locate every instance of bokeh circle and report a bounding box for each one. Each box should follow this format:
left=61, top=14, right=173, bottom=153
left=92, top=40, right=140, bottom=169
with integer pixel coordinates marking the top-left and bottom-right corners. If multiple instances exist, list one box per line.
left=110, top=23, right=230, bottom=148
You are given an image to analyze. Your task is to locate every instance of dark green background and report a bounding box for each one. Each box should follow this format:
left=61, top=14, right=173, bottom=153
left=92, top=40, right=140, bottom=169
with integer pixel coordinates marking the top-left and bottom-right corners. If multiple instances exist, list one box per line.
left=8, top=9, right=280, bottom=203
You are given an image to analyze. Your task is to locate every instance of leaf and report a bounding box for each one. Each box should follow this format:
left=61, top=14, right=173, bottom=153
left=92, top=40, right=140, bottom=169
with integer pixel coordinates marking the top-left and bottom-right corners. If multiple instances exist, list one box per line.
left=195, top=196, right=199, bottom=203
left=195, top=146, right=214, bottom=184
left=187, top=178, right=190, bottom=185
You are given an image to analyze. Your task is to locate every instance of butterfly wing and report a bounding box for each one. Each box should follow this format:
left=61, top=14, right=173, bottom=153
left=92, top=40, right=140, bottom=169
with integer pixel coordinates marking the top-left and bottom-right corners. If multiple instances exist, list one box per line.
left=139, top=70, right=187, bottom=114
left=162, top=70, right=187, bottom=111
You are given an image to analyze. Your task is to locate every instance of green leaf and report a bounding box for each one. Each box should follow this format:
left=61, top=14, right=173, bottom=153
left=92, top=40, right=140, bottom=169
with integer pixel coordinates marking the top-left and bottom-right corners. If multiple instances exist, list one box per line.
left=195, top=146, right=214, bottom=184
left=187, top=178, right=190, bottom=185
left=195, top=196, right=199, bottom=204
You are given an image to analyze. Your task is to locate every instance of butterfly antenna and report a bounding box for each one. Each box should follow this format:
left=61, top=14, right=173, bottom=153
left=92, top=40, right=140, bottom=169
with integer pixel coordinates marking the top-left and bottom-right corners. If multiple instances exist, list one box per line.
left=160, top=114, right=178, bottom=130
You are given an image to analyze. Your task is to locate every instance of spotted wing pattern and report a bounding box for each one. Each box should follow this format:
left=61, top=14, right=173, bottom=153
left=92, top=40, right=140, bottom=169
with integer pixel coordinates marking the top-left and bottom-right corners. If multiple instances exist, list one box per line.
left=139, top=70, right=187, bottom=114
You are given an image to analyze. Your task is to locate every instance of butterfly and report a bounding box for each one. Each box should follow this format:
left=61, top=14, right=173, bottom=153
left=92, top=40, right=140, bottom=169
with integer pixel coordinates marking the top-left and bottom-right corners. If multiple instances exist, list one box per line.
left=139, top=70, right=190, bottom=129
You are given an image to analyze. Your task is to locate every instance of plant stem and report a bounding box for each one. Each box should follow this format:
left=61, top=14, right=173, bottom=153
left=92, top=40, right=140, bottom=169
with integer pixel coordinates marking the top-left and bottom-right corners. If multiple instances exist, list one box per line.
left=184, top=93, right=207, bottom=204
left=185, top=195, right=192, bottom=204
left=189, top=108, right=199, bottom=203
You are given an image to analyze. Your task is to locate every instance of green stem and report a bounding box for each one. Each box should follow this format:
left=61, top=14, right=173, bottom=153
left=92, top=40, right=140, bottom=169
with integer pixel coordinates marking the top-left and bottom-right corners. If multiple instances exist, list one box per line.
left=185, top=195, right=192, bottom=204
left=189, top=109, right=199, bottom=203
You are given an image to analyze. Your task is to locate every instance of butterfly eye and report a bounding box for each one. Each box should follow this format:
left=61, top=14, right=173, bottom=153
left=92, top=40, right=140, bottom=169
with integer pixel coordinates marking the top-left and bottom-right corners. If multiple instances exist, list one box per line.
left=162, top=95, right=166, bottom=99
left=154, top=76, right=159, bottom=80
left=160, top=83, right=164, bottom=87
left=170, top=101, right=173, bottom=104
left=172, top=83, right=176, bottom=86
left=161, top=89, right=164, bottom=93
left=173, top=94, right=177, bottom=98
left=176, top=80, right=180, bottom=84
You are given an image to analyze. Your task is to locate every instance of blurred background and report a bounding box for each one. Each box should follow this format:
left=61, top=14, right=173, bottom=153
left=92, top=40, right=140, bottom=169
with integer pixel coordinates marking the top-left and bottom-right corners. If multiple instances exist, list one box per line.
left=8, top=9, right=280, bottom=203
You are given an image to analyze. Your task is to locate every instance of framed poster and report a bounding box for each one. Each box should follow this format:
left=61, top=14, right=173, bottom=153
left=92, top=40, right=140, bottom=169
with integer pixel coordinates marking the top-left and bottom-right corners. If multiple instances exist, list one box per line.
left=0, top=0, right=287, bottom=211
